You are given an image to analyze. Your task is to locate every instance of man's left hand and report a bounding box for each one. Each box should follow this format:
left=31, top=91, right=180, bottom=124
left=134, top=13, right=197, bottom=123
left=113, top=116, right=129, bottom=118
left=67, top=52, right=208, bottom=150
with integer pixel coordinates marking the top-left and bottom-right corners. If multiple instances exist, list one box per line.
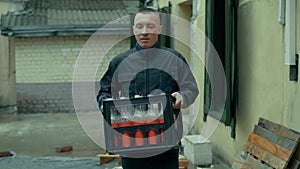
left=171, top=92, right=184, bottom=109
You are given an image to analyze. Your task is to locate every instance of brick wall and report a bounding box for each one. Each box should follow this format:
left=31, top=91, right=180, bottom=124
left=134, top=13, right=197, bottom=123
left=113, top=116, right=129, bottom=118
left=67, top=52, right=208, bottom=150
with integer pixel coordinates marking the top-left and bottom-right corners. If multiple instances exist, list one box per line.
left=15, top=36, right=130, bottom=113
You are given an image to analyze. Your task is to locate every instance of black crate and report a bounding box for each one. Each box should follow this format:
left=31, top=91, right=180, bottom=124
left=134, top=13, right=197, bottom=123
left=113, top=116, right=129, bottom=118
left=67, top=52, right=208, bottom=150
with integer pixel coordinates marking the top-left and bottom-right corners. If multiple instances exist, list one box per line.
left=102, top=94, right=180, bottom=155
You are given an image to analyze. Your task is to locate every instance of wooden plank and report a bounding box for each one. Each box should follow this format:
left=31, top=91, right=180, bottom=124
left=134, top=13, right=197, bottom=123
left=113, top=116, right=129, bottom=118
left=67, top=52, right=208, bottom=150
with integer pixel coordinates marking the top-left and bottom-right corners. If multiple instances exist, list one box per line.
left=231, top=161, right=244, bottom=169
left=258, top=118, right=300, bottom=142
left=97, top=153, right=121, bottom=166
left=248, top=132, right=292, bottom=161
left=231, top=155, right=246, bottom=169
left=244, top=141, right=287, bottom=169
left=0, top=151, right=13, bottom=157
left=242, top=155, right=273, bottom=169
left=254, top=125, right=298, bottom=151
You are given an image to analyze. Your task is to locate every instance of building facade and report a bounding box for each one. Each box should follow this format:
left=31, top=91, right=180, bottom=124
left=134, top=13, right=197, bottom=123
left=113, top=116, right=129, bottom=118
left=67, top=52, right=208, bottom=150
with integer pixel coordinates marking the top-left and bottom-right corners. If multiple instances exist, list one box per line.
left=1, top=0, right=138, bottom=113
left=159, top=0, right=300, bottom=166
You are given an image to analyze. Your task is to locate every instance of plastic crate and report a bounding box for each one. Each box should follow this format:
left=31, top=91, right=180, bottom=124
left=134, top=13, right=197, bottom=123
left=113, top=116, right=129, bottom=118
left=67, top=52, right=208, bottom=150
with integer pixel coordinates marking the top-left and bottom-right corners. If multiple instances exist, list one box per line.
left=102, top=94, right=180, bottom=156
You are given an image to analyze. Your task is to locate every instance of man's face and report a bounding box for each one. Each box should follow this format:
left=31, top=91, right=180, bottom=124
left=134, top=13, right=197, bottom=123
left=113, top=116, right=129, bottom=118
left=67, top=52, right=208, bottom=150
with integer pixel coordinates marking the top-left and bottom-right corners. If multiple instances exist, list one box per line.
left=133, top=12, right=163, bottom=49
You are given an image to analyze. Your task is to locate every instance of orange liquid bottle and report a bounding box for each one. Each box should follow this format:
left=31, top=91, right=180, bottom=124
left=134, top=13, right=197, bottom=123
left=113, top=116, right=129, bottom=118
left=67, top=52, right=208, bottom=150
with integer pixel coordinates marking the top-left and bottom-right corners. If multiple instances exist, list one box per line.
left=114, top=132, right=119, bottom=147
left=134, top=130, right=144, bottom=146
left=148, top=129, right=157, bottom=144
left=121, top=132, right=131, bottom=147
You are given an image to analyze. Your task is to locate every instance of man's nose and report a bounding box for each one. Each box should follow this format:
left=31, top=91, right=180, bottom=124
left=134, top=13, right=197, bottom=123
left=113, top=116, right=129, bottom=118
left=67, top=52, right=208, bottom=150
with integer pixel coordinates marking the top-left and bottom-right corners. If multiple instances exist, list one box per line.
left=141, top=26, right=148, bottom=34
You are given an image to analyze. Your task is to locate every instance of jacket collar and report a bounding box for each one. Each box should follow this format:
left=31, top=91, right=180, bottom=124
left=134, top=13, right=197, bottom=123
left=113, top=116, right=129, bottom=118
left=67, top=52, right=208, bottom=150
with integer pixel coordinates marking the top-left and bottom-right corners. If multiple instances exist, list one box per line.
left=134, top=42, right=161, bottom=51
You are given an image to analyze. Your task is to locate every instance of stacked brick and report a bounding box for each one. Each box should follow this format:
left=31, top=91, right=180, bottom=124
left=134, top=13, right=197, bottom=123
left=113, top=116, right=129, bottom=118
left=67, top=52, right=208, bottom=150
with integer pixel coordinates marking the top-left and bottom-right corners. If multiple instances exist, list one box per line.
left=15, top=36, right=130, bottom=113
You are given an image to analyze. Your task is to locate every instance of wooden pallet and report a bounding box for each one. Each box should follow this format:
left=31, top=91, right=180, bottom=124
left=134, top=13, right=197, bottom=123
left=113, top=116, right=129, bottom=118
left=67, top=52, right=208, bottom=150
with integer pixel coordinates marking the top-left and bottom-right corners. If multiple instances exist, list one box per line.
left=241, top=118, right=300, bottom=169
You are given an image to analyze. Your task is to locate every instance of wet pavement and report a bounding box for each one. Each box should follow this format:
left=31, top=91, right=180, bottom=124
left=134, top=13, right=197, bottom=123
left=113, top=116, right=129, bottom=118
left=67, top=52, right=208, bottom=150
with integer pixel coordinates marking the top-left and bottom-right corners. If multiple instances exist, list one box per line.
left=0, top=108, right=104, bottom=157
left=0, top=107, right=231, bottom=169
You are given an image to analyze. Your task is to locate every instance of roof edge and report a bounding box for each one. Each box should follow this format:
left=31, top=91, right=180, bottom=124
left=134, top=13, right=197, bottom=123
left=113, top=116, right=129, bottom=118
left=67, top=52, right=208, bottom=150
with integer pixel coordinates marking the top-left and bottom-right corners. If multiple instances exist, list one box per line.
left=1, top=24, right=131, bottom=37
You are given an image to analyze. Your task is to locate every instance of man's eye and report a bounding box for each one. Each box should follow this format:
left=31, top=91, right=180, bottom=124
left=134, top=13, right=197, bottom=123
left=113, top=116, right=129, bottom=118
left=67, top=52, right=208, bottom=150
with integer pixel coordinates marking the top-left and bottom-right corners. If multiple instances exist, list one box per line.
left=147, top=24, right=155, bottom=29
left=136, top=24, right=143, bottom=29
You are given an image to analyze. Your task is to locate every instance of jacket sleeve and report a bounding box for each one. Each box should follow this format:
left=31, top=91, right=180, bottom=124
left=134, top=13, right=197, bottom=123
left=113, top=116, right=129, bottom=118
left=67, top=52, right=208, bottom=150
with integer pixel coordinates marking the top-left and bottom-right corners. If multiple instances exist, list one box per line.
left=177, top=53, right=199, bottom=108
left=96, top=59, right=119, bottom=110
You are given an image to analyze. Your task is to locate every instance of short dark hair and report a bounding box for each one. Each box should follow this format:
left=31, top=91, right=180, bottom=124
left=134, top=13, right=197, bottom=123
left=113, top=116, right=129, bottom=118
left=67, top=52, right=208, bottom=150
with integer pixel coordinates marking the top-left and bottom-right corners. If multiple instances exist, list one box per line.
left=135, top=8, right=161, bottom=23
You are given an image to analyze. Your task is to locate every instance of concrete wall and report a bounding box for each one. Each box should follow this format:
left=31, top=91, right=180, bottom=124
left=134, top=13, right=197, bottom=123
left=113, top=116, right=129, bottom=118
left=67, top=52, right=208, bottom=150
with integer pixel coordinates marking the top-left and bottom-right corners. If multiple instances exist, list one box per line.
left=0, top=1, right=16, bottom=106
left=284, top=0, right=300, bottom=133
left=160, top=0, right=300, bottom=166
left=14, top=36, right=130, bottom=113
left=210, top=0, right=300, bottom=164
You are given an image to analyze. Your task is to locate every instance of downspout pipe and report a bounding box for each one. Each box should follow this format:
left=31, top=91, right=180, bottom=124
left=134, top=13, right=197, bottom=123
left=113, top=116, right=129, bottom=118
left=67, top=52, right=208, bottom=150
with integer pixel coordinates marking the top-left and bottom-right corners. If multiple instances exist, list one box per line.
left=190, top=0, right=201, bottom=69
left=278, top=0, right=285, bottom=25
left=189, top=0, right=202, bottom=134
left=285, top=0, right=296, bottom=65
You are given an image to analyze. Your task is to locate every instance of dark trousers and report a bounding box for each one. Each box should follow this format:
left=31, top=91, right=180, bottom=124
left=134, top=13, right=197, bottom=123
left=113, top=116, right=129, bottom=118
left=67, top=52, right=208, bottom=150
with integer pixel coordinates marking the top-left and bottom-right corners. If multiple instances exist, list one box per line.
left=121, top=149, right=179, bottom=169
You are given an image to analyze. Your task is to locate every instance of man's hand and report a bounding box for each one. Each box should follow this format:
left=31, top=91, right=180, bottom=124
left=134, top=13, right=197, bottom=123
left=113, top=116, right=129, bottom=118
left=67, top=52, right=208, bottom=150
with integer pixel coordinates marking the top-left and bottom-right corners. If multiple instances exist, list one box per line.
left=171, top=92, right=184, bottom=109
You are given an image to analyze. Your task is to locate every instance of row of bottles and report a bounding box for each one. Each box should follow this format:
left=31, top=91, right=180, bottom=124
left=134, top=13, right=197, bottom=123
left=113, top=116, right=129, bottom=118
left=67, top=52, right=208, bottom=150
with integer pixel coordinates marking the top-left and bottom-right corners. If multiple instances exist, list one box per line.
left=114, top=129, right=164, bottom=147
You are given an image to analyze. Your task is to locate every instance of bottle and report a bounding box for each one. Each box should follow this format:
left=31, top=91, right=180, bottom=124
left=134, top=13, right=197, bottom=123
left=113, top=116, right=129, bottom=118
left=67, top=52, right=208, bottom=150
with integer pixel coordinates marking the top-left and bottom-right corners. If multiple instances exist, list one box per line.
left=148, top=129, right=157, bottom=144
left=121, top=132, right=131, bottom=147
left=114, top=132, right=119, bottom=147
left=134, top=130, right=144, bottom=146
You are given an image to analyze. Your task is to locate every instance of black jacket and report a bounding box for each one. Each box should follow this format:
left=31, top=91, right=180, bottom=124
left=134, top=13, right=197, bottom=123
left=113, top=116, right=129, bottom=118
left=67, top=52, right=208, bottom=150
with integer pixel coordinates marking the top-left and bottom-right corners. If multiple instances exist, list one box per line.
left=97, top=42, right=199, bottom=109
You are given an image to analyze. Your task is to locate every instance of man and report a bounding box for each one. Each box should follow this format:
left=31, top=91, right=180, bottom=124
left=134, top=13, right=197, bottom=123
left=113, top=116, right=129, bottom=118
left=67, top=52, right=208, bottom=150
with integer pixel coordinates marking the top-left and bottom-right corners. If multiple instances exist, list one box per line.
left=97, top=8, right=199, bottom=169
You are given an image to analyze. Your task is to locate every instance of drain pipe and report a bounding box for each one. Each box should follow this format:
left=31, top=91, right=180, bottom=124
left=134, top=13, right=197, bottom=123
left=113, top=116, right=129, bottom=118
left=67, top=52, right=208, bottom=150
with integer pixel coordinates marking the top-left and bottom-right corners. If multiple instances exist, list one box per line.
left=278, top=0, right=285, bottom=25
left=190, top=0, right=202, bottom=69
left=189, top=0, right=202, bottom=135
left=190, top=0, right=202, bottom=77
left=284, top=0, right=296, bottom=65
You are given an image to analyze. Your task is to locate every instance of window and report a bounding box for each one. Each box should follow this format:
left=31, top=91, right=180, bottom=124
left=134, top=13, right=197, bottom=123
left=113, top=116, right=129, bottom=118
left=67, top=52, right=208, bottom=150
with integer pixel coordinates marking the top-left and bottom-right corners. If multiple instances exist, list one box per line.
left=204, top=0, right=238, bottom=138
